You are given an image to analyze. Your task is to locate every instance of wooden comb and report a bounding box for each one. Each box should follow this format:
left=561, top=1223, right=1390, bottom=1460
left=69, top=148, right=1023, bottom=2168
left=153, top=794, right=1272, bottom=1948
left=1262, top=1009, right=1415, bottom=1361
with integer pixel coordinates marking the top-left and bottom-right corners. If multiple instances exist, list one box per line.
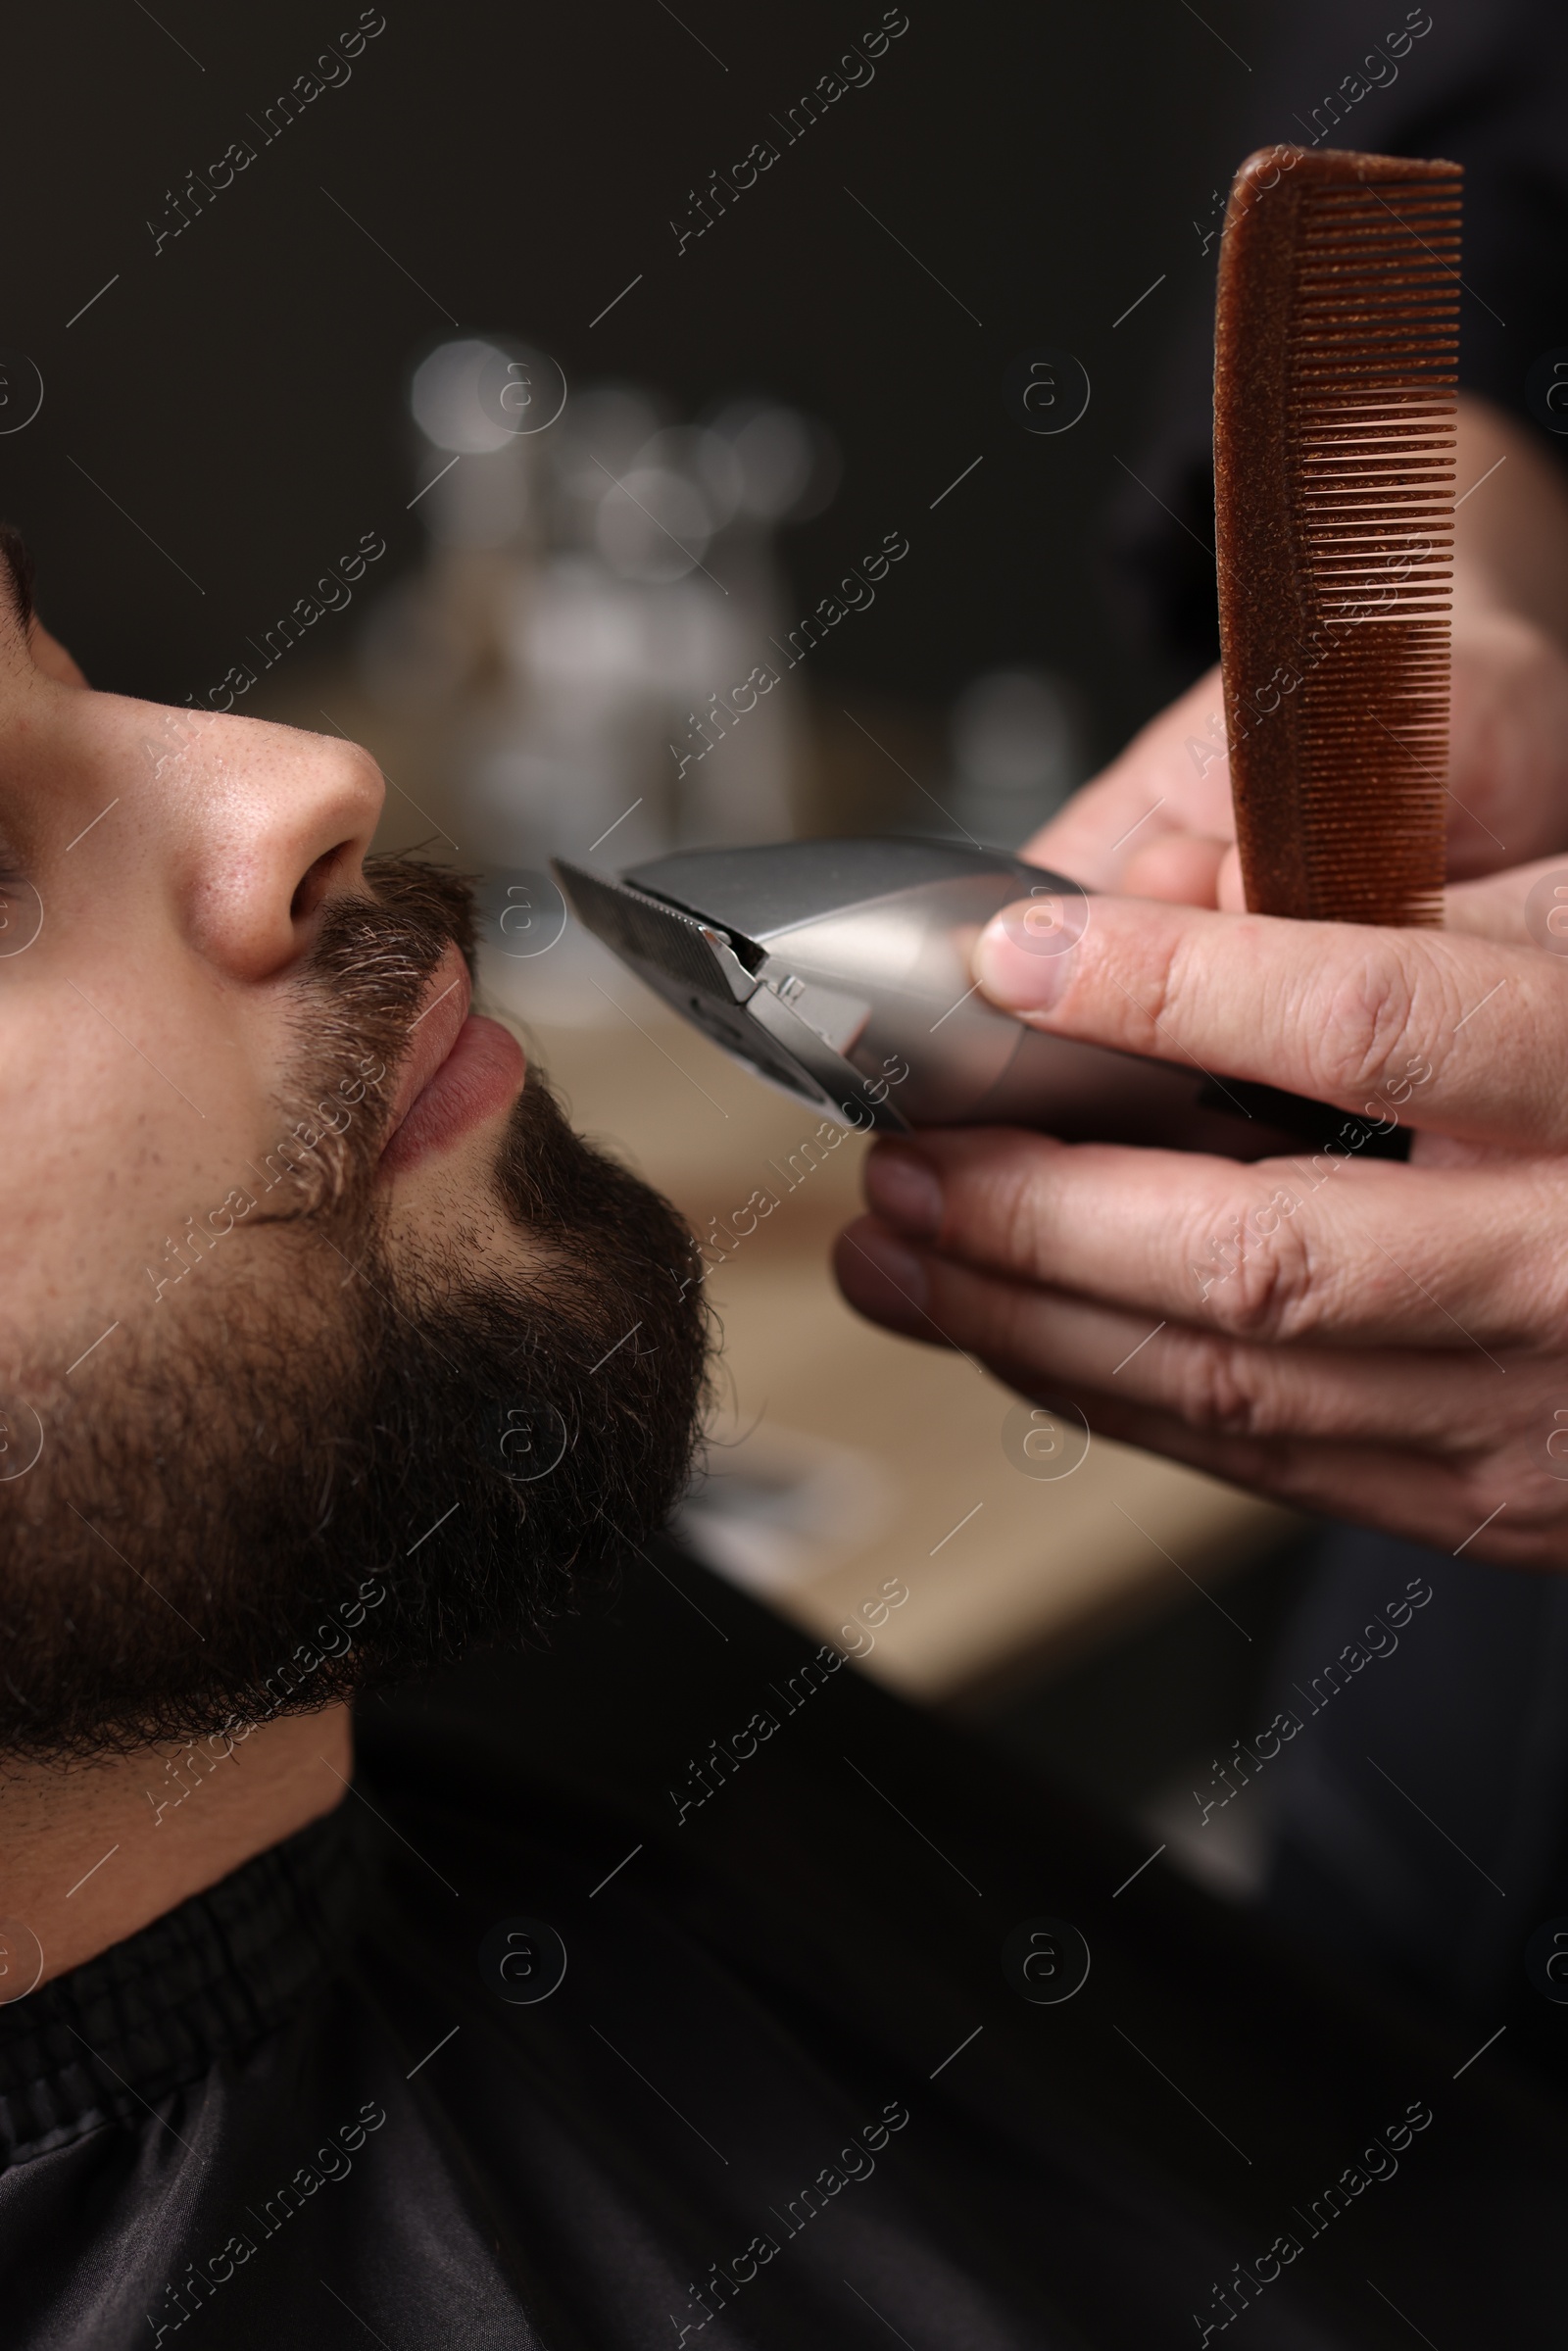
left=1213, top=145, right=1461, bottom=926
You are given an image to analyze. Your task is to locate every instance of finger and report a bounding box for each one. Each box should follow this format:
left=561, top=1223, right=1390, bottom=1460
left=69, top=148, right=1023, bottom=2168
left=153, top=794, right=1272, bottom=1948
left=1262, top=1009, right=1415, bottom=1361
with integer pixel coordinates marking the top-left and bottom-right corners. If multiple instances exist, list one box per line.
left=1446, top=853, right=1568, bottom=948
left=1446, top=608, right=1568, bottom=877
left=833, top=1221, right=1561, bottom=1565
left=971, top=890, right=1568, bottom=1152
left=1013, top=1388, right=1539, bottom=1567
left=862, top=1129, right=1566, bottom=1351
left=834, top=1214, right=1514, bottom=1449
left=1119, top=833, right=1229, bottom=906
left=1022, top=666, right=1233, bottom=889
left=1214, top=844, right=1246, bottom=911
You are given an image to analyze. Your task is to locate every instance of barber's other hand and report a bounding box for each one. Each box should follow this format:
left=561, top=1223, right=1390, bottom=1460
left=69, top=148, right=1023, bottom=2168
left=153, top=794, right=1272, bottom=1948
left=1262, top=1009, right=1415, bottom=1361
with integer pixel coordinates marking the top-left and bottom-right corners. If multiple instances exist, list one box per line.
left=1022, top=612, right=1568, bottom=910
left=834, top=868, right=1568, bottom=1566
left=1019, top=663, right=1240, bottom=908
left=1025, top=400, right=1568, bottom=906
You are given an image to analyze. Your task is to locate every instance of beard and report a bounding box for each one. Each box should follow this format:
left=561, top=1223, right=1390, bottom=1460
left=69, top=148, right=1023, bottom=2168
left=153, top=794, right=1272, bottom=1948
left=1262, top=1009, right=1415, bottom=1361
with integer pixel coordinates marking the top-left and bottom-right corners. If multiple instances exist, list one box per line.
left=0, top=859, right=710, bottom=1761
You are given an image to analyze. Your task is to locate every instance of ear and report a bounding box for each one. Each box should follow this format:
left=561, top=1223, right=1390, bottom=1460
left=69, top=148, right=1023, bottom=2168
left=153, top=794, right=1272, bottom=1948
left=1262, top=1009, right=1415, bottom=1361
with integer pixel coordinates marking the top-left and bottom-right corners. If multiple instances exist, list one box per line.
left=28, top=616, right=88, bottom=687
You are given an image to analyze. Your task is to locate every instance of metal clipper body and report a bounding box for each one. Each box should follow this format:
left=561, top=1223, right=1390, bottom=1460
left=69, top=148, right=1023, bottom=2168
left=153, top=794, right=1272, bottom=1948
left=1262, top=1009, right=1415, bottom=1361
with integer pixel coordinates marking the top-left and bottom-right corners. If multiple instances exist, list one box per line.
left=553, top=838, right=1404, bottom=1160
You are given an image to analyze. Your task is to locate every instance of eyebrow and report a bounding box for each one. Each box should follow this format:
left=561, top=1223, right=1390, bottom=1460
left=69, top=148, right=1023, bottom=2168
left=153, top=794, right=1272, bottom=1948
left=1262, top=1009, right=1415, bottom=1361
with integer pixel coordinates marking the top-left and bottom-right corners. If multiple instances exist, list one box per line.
left=0, top=525, right=35, bottom=630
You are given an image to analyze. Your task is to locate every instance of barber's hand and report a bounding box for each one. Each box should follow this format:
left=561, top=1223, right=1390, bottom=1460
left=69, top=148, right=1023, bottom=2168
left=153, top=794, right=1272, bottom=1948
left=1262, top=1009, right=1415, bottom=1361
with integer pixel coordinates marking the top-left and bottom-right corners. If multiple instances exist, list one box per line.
left=1023, top=613, right=1568, bottom=910
left=1020, top=663, right=1238, bottom=907
left=834, top=860, right=1568, bottom=1566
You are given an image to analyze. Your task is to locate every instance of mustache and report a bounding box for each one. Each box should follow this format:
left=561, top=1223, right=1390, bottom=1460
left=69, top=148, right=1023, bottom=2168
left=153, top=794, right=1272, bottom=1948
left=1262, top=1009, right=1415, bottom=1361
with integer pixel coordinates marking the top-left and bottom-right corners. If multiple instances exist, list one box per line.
left=268, top=856, right=483, bottom=1219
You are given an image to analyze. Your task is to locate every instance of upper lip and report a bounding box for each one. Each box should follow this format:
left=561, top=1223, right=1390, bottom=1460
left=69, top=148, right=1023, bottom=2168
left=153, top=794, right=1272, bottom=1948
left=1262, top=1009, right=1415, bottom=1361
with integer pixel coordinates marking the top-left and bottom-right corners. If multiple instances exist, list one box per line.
left=380, top=944, right=472, bottom=1148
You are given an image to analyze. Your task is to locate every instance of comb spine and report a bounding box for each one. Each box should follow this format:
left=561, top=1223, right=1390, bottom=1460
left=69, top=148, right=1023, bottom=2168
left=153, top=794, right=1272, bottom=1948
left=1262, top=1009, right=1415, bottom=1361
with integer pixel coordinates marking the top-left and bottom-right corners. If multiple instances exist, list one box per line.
left=1214, top=154, right=1316, bottom=919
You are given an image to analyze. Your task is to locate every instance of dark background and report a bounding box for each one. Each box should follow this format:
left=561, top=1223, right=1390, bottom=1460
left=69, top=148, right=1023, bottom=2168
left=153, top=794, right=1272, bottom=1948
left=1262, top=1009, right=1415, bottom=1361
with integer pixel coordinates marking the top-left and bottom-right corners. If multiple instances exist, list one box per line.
left=2, top=0, right=1262, bottom=761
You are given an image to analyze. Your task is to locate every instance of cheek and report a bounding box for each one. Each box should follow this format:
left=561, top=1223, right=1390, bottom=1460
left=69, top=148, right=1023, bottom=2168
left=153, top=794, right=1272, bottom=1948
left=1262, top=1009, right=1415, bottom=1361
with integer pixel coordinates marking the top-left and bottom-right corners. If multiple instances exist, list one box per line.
left=0, top=962, right=287, bottom=1334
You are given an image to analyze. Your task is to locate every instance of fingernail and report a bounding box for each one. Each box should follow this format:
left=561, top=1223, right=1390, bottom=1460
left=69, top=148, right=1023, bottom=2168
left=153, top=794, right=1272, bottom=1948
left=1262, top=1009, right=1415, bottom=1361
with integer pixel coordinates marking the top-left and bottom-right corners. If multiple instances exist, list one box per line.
left=853, top=1225, right=928, bottom=1316
left=864, top=1147, right=943, bottom=1239
left=974, top=907, right=1077, bottom=1013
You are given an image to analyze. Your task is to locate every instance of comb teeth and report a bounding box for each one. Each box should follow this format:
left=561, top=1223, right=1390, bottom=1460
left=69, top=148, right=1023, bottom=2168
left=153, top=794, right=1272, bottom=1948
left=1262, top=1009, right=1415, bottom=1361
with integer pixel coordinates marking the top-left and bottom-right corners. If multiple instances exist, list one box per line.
left=1214, top=147, right=1460, bottom=926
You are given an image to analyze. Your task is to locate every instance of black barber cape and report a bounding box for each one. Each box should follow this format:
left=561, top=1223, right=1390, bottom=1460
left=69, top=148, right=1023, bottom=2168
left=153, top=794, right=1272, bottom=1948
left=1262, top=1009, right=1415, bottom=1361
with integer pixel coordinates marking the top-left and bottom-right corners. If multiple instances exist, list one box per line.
left=2, top=1545, right=1563, bottom=2347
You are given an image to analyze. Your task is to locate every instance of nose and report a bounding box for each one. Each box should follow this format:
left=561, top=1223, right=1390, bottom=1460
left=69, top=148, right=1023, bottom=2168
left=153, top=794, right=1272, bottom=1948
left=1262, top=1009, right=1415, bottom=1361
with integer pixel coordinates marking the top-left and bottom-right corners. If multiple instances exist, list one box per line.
left=166, top=713, right=386, bottom=983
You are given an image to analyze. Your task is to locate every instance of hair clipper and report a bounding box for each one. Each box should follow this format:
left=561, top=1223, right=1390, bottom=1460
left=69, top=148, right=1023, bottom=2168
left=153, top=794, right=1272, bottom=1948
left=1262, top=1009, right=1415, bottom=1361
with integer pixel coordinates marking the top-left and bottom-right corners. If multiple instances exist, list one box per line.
left=552, top=838, right=1405, bottom=1160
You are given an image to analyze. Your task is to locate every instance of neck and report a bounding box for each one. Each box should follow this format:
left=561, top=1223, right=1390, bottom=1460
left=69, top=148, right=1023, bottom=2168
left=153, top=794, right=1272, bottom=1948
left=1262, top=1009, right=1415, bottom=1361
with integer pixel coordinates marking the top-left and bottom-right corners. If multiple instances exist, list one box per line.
left=0, top=1704, right=353, bottom=1990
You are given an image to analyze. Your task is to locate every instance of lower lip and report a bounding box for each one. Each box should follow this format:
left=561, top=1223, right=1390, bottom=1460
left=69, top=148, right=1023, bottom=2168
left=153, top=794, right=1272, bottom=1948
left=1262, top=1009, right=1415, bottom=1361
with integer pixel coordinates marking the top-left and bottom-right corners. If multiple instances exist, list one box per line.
left=379, top=1013, right=525, bottom=1176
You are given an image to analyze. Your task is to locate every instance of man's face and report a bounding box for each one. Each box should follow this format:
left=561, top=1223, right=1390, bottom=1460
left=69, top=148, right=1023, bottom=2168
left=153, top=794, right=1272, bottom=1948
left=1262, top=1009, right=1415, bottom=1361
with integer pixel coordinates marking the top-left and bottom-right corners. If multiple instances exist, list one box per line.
left=0, top=536, right=709, bottom=1758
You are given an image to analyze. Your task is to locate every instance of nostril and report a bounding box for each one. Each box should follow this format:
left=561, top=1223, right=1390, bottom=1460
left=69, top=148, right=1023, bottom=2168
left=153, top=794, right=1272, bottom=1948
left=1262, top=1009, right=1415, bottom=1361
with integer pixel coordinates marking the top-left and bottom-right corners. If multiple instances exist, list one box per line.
left=290, top=846, right=346, bottom=925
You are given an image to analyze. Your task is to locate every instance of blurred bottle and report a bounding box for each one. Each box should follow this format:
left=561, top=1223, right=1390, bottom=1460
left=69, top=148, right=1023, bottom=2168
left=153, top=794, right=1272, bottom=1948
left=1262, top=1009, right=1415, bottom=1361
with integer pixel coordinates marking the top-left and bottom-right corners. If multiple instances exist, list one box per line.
left=359, top=338, right=838, bottom=878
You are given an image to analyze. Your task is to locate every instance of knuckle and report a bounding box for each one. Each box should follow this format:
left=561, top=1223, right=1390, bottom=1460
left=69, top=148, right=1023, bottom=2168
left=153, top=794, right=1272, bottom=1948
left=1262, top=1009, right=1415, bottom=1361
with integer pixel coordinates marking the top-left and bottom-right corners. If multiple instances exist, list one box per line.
left=1181, top=1182, right=1326, bottom=1342
left=1087, top=916, right=1186, bottom=1056
left=981, top=1150, right=1050, bottom=1274
left=1177, top=1332, right=1282, bottom=1438
left=1307, top=947, right=1427, bottom=1100
left=940, top=1136, right=1059, bottom=1274
left=998, top=1184, right=1042, bottom=1279
left=1137, top=924, right=1189, bottom=1047
left=1203, top=1215, right=1320, bottom=1341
